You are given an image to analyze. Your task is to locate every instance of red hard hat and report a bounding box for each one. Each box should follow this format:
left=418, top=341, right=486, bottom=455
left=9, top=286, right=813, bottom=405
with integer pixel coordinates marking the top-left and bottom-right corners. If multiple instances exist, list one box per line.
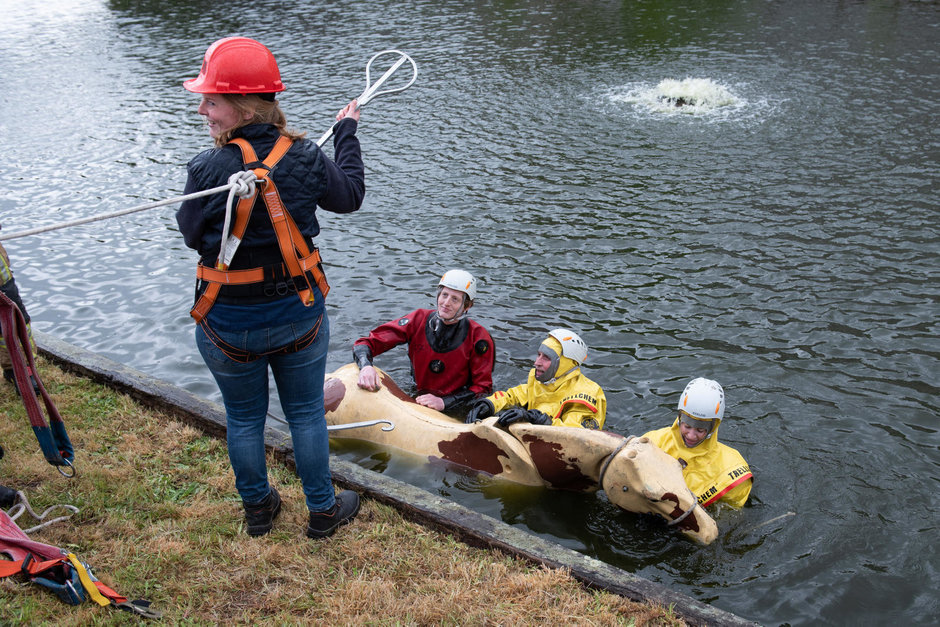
left=183, top=37, right=285, bottom=95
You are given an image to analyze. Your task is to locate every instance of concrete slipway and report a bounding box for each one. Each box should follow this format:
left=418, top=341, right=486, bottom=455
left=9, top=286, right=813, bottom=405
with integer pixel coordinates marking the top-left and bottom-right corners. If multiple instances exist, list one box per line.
left=35, top=330, right=757, bottom=627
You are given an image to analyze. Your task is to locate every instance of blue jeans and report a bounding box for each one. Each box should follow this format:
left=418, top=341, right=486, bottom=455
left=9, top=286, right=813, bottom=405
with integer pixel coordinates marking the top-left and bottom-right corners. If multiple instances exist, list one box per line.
left=196, top=312, right=335, bottom=512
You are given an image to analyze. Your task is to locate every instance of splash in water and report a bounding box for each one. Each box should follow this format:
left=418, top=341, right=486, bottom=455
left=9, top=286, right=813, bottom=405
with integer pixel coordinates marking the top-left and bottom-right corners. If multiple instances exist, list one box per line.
left=654, top=78, right=737, bottom=110
left=609, top=77, right=741, bottom=115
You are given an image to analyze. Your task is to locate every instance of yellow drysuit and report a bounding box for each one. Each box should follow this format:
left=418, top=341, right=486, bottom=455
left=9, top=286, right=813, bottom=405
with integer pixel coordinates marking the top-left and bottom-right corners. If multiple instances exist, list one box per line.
left=644, top=418, right=752, bottom=507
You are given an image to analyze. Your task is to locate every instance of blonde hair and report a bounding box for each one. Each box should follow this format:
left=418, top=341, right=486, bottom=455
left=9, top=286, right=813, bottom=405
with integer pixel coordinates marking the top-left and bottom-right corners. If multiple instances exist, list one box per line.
left=213, top=94, right=306, bottom=147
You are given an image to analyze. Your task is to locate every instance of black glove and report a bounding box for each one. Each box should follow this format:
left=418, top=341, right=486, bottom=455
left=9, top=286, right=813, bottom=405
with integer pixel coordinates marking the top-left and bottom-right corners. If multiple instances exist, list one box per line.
left=527, top=410, right=552, bottom=425
left=497, top=407, right=552, bottom=427
left=465, top=398, right=494, bottom=423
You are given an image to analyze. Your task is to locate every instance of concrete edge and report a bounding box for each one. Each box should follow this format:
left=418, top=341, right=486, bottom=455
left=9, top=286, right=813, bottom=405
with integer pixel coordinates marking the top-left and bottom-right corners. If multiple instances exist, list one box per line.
left=35, top=330, right=758, bottom=627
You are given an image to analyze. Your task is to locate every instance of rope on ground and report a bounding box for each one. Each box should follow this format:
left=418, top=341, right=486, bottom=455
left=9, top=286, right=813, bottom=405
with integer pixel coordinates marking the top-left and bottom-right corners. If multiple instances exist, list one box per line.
left=7, top=489, right=79, bottom=534
left=0, top=182, right=237, bottom=242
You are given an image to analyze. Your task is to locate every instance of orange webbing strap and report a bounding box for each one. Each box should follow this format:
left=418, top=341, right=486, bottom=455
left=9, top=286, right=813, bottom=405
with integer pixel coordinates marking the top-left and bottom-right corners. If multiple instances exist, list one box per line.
left=0, top=555, right=48, bottom=578
left=244, top=137, right=329, bottom=299
left=0, top=553, right=78, bottom=588
left=189, top=136, right=295, bottom=324
left=280, top=203, right=330, bottom=299
left=260, top=180, right=315, bottom=305
left=190, top=275, right=221, bottom=324
left=196, top=247, right=325, bottom=286
left=225, top=136, right=293, bottom=253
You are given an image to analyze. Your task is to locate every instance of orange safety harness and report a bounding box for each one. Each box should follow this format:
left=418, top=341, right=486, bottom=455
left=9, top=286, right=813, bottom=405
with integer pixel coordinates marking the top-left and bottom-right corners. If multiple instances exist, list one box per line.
left=0, top=548, right=157, bottom=617
left=190, top=135, right=330, bottom=325
left=0, top=487, right=160, bottom=618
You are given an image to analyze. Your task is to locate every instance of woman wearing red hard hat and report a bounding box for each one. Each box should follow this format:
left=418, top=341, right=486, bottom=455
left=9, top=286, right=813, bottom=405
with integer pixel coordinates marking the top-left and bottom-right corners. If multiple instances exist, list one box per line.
left=176, top=37, right=364, bottom=540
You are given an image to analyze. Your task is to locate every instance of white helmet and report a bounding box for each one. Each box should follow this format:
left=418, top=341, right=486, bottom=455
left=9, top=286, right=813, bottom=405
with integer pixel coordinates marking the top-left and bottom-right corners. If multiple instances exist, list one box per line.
left=677, top=378, right=725, bottom=432
left=547, top=329, right=588, bottom=365
left=438, top=269, right=477, bottom=302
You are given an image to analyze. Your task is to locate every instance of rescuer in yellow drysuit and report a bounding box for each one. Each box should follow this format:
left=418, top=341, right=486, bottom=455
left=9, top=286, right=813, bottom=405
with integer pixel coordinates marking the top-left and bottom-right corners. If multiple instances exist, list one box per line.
left=644, top=378, right=752, bottom=508
left=465, top=329, right=606, bottom=429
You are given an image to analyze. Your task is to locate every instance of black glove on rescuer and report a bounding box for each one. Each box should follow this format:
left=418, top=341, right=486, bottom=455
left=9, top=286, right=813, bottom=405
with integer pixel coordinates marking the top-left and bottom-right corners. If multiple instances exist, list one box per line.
left=465, top=398, right=494, bottom=423
left=496, top=407, right=552, bottom=427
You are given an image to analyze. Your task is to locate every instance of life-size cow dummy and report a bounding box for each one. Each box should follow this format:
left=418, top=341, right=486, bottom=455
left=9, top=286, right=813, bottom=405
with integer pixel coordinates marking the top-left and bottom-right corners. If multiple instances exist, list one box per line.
left=324, top=364, right=717, bottom=544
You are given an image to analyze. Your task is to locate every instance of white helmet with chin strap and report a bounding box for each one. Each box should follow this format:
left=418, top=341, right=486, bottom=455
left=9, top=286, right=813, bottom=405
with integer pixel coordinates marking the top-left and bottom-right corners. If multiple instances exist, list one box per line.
left=433, top=269, right=477, bottom=327
left=677, top=378, right=724, bottom=440
left=438, top=269, right=477, bottom=302
left=536, top=329, right=588, bottom=383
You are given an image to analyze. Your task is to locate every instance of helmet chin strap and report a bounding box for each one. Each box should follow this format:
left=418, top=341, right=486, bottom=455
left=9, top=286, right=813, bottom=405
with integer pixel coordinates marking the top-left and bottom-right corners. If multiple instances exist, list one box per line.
left=540, top=364, right=579, bottom=386
left=678, top=413, right=715, bottom=447
left=429, top=306, right=468, bottom=332
left=430, top=288, right=470, bottom=331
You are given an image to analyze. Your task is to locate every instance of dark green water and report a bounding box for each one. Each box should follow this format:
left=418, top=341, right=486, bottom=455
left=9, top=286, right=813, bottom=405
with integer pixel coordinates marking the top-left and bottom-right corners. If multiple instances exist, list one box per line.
left=1, top=1, right=937, bottom=624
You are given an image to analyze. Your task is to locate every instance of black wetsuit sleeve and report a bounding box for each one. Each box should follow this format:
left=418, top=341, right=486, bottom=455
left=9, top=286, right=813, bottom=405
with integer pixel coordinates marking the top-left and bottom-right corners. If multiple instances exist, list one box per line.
left=352, top=343, right=373, bottom=369
left=441, top=387, right=476, bottom=411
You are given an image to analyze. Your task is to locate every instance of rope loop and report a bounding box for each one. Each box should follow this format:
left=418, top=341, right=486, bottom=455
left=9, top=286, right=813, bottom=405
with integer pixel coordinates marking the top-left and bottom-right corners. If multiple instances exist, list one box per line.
left=666, top=491, right=700, bottom=527
left=597, top=435, right=634, bottom=489
left=8, top=489, right=79, bottom=534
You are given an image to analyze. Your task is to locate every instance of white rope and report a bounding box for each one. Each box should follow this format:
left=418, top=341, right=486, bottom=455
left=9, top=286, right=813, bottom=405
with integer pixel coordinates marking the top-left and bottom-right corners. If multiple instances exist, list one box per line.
left=217, top=171, right=259, bottom=268
left=0, top=182, right=237, bottom=242
left=0, top=50, right=417, bottom=244
left=8, top=490, right=79, bottom=534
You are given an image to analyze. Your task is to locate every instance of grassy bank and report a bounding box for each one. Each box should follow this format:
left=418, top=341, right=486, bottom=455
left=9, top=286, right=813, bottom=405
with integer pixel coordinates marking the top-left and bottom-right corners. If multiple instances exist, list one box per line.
left=0, top=356, right=685, bottom=625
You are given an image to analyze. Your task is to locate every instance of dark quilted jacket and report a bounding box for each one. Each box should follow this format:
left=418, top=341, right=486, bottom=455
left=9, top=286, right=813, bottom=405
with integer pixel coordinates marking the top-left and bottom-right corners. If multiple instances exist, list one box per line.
left=177, top=120, right=364, bottom=268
